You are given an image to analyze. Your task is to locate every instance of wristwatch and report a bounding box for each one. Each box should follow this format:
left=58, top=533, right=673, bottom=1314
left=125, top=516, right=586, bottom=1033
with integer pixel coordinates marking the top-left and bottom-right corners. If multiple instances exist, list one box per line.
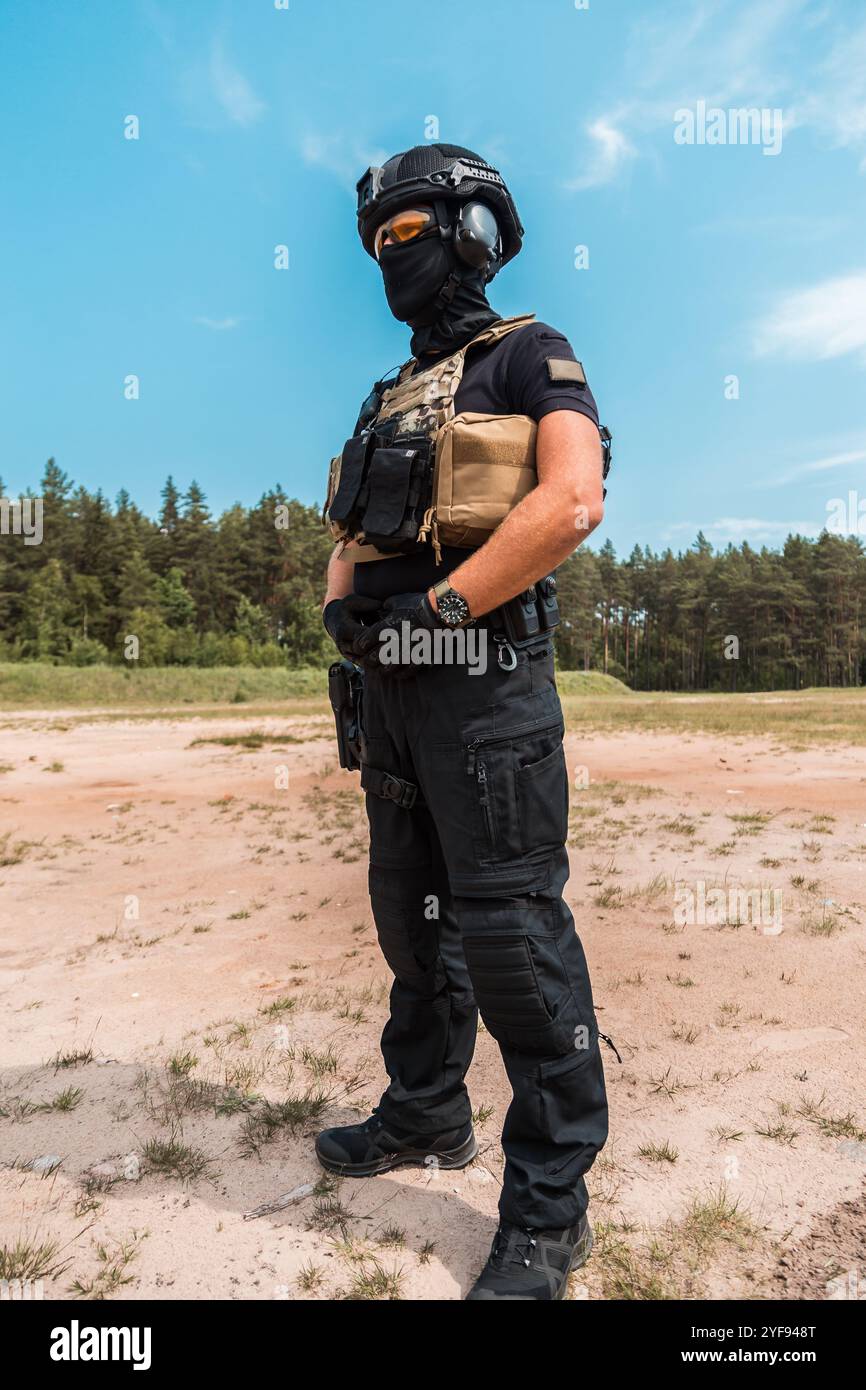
left=432, top=578, right=473, bottom=628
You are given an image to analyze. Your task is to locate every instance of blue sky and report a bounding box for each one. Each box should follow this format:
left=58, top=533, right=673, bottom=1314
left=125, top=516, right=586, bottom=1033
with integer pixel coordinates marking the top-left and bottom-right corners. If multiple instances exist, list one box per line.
left=1, top=0, right=865, bottom=558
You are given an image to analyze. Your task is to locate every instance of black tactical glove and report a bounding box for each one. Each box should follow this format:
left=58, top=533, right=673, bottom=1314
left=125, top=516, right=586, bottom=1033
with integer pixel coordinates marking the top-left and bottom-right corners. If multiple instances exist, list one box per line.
left=352, top=591, right=438, bottom=674
left=323, top=594, right=383, bottom=662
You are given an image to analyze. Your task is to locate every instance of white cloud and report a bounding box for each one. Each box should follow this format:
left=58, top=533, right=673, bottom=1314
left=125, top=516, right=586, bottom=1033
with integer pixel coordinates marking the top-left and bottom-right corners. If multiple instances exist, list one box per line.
left=194, top=316, right=241, bottom=331
left=209, top=38, right=265, bottom=127
left=665, top=516, right=819, bottom=543
left=799, top=15, right=866, bottom=157
left=753, top=272, right=866, bottom=365
left=566, top=119, right=636, bottom=192
left=300, top=133, right=390, bottom=193
left=762, top=448, right=866, bottom=487
left=566, top=0, right=866, bottom=191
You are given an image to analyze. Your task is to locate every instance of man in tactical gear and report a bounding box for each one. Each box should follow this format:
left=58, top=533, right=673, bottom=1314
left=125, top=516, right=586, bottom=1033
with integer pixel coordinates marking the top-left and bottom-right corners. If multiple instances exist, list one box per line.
left=319, top=143, right=612, bottom=1301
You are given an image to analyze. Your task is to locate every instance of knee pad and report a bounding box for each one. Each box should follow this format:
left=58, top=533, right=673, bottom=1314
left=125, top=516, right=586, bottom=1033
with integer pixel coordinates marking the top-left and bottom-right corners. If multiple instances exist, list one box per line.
left=462, top=927, right=583, bottom=1057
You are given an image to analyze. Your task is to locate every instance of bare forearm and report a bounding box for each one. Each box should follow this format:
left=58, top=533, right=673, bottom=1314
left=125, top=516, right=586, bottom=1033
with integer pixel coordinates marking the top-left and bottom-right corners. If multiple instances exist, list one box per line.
left=323, top=547, right=355, bottom=607
left=443, top=484, right=598, bottom=617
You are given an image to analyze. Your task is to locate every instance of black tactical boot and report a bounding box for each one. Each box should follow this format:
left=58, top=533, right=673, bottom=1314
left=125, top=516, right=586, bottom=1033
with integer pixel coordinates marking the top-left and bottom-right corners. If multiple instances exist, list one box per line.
left=465, top=1217, right=593, bottom=1300
left=315, top=1112, right=477, bottom=1177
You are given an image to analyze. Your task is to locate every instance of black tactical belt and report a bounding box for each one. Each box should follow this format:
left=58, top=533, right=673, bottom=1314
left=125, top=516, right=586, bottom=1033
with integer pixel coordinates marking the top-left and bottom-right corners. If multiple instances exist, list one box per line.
left=485, top=575, right=559, bottom=645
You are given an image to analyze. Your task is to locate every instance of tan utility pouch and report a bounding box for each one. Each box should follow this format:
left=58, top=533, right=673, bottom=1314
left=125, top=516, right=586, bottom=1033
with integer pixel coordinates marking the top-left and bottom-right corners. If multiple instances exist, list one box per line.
left=432, top=412, right=537, bottom=549
left=325, top=455, right=342, bottom=537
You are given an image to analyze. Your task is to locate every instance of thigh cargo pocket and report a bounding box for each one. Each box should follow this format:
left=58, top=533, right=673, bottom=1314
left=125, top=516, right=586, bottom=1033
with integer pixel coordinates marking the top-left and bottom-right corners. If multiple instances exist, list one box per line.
left=465, top=721, right=567, bottom=865
left=516, top=743, right=568, bottom=855
left=462, top=931, right=579, bottom=1055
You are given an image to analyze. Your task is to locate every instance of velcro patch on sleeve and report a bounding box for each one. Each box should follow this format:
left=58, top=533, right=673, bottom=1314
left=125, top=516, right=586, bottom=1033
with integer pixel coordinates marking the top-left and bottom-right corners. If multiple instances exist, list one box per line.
left=546, top=357, right=587, bottom=385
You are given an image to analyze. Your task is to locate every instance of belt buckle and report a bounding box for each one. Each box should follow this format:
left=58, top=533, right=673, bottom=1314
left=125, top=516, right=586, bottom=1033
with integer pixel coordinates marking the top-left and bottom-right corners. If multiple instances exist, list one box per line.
left=382, top=774, right=416, bottom=809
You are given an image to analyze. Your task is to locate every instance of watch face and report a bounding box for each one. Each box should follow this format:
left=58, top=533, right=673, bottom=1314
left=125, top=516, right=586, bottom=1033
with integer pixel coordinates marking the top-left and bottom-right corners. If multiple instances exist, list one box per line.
left=439, top=592, right=470, bottom=627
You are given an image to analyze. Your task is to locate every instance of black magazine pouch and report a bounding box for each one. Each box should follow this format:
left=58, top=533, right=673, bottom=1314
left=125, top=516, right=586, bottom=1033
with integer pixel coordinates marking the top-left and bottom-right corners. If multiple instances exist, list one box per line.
left=329, top=431, right=373, bottom=532
left=360, top=446, right=418, bottom=551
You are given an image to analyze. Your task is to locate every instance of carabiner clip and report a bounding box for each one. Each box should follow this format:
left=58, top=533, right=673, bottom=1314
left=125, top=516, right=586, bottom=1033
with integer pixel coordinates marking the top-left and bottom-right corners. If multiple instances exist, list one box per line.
left=495, top=637, right=518, bottom=671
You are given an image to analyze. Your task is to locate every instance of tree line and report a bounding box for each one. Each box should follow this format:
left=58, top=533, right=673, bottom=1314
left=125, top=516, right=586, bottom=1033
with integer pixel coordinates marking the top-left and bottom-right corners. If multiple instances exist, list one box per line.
left=1, top=461, right=863, bottom=687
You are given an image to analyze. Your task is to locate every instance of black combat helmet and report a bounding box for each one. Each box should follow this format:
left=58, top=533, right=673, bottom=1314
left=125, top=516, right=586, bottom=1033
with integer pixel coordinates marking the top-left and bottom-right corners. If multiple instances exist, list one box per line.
left=356, top=143, right=524, bottom=275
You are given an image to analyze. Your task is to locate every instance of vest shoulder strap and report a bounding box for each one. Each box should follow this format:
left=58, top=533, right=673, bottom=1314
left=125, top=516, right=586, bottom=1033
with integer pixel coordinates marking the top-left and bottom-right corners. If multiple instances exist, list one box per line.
left=463, top=312, right=536, bottom=353
left=393, top=313, right=536, bottom=384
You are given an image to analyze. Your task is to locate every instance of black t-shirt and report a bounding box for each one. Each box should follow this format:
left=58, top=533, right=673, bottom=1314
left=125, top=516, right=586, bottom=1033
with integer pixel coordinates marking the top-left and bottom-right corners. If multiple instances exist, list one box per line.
left=352, top=320, right=600, bottom=600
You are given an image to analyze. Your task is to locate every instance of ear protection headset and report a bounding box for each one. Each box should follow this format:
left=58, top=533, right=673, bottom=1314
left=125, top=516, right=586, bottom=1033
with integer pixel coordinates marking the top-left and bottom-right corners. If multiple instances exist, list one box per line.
left=430, top=198, right=502, bottom=279
left=453, top=201, right=502, bottom=276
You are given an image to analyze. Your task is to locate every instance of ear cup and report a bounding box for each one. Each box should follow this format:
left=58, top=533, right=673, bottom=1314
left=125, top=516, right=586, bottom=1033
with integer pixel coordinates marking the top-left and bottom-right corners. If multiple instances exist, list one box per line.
left=454, top=201, right=502, bottom=274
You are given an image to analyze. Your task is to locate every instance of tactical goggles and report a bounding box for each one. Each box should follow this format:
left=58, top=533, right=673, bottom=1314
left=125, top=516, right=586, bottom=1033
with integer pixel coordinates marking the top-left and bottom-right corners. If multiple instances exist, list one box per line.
left=373, top=207, right=435, bottom=259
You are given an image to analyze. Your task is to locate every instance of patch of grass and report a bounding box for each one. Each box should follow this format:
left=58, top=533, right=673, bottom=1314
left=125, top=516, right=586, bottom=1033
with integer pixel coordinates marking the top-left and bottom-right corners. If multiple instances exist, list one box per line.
left=47, top=1086, right=84, bottom=1112
left=711, top=1126, right=744, bottom=1143
left=258, top=995, right=297, bottom=1018
left=559, top=687, right=866, bottom=748
left=300, top=1045, right=339, bottom=1078
left=0, top=831, right=33, bottom=866
left=800, top=901, right=844, bottom=937
left=306, top=1197, right=353, bottom=1238
left=239, top=1089, right=332, bottom=1157
left=727, top=811, right=774, bottom=834
left=660, top=815, right=699, bottom=838
left=193, top=731, right=306, bottom=751
left=670, top=1023, right=700, bottom=1044
left=594, top=884, right=624, bottom=909
left=0, top=1236, right=70, bottom=1282
left=593, top=1221, right=677, bottom=1300
left=297, top=1261, right=325, bottom=1293
left=637, top=1140, right=679, bottom=1165
left=167, top=1051, right=199, bottom=1077
left=376, top=1225, right=406, bottom=1249
left=69, top=1234, right=143, bottom=1299
left=51, top=1045, right=94, bottom=1072
left=594, top=1183, right=758, bottom=1300
left=344, top=1259, right=404, bottom=1301
left=142, top=1135, right=212, bottom=1182
left=755, top=1117, right=799, bottom=1146
left=648, top=1068, right=692, bottom=1099
left=797, top=1092, right=866, bottom=1142
left=680, top=1187, right=756, bottom=1254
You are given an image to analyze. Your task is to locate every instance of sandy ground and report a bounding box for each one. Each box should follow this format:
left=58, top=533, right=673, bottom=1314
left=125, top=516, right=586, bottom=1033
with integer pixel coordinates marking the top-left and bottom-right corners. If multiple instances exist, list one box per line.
left=1, top=707, right=865, bottom=1301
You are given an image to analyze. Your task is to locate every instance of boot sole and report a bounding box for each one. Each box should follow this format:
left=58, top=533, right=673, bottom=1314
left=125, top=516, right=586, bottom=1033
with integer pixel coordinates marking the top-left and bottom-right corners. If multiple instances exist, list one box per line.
left=315, top=1131, right=478, bottom=1178
left=555, top=1221, right=594, bottom=1300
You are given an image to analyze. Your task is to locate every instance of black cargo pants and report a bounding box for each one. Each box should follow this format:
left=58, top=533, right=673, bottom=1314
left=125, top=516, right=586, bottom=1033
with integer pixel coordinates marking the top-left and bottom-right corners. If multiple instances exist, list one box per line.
left=360, top=634, right=608, bottom=1230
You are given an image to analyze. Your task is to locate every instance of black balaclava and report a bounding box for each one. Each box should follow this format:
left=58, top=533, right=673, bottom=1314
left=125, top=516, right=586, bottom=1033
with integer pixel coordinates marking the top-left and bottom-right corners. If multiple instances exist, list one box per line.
left=378, top=227, right=500, bottom=360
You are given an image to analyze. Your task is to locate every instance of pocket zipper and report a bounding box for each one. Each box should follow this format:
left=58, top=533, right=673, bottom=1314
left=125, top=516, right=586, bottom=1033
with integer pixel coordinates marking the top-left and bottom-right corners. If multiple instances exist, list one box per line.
left=464, top=719, right=563, bottom=776
left=476, top=760, right=496, bottom=843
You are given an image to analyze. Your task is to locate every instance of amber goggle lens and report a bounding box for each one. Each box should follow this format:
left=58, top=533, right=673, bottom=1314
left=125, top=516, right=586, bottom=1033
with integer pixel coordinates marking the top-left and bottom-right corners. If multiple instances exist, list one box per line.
left=374, top=208, right=434, bottom=259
